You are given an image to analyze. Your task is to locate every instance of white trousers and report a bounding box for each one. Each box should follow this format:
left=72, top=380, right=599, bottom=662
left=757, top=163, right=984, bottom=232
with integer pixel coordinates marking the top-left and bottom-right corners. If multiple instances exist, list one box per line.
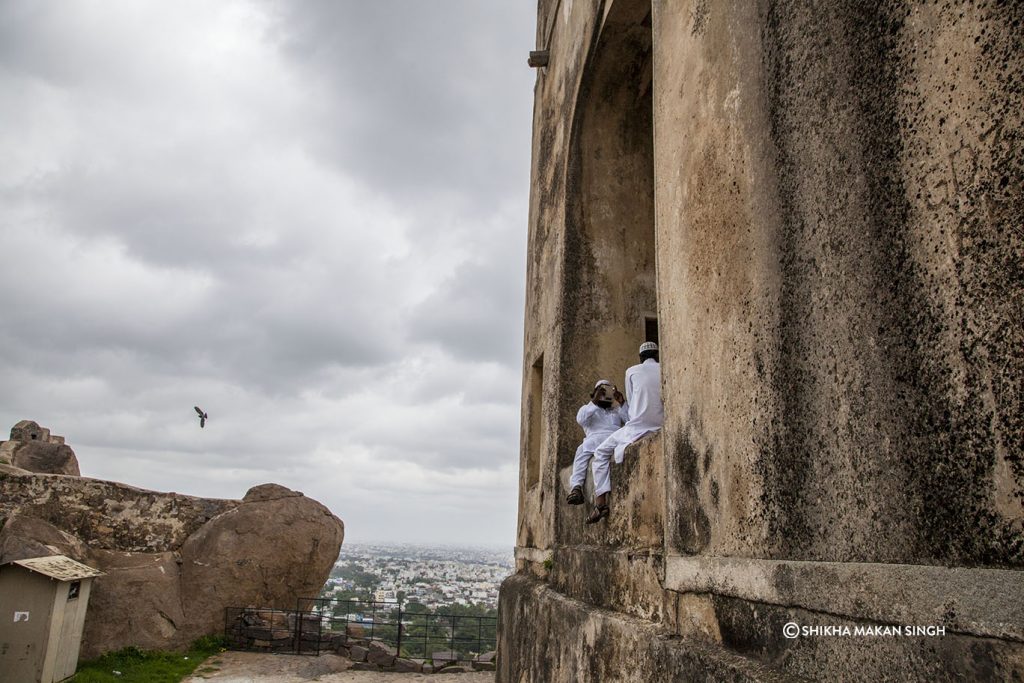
left=592, top=426, right=660, bottom=496
left=569, top=433, right=613, bottom=490
left=569, top=443, right=591, bottom=490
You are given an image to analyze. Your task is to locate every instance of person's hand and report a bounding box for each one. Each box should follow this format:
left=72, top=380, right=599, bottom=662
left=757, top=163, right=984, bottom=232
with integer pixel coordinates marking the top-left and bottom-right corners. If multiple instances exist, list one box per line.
left=613, top=389, right=624, bottom=405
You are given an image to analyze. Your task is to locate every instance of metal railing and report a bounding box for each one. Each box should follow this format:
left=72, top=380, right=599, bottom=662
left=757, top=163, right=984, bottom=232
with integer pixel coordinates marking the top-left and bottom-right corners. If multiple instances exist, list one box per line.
left=297, top=597, right=497, bottom=663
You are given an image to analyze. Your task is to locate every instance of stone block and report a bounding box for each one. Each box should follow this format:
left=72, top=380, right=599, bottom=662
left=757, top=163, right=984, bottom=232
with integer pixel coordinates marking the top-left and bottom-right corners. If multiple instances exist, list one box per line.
left=367, top=640, right=397, bottom=666
left=473, top=661, right=495, bottom=671
left=349, top=644, right=368, bottom=662
left=393, top=657, right=421, bottom=672
left=349, top=662, right=380, bottom=671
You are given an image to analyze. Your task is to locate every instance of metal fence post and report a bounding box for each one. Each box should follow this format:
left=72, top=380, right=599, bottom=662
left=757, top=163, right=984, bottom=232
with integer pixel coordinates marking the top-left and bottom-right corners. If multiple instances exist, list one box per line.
left=396, top=600, right=403, bottom=655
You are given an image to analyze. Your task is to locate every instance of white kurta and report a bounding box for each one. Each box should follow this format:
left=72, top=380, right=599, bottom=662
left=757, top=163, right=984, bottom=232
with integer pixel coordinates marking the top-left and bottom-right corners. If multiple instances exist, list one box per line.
left=592, top=358, right=663, bottom=496
left=569, top=401, right=628, bottom=489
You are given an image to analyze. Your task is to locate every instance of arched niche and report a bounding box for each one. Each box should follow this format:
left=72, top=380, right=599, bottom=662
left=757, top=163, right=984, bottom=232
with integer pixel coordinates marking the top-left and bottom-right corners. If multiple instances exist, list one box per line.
left=558, top=0, right=657, bottom=469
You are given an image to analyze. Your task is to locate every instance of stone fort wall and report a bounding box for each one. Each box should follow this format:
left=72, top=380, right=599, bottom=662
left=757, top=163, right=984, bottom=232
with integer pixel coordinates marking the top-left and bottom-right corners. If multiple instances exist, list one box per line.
left=500, top=0, right=1023, bottom=680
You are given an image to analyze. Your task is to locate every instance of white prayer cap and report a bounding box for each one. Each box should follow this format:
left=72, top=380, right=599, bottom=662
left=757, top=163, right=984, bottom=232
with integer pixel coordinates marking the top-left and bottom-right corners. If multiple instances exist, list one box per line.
left=594, top=379, right=613, bottom=389
left=639, top=341, right=659, bottom=354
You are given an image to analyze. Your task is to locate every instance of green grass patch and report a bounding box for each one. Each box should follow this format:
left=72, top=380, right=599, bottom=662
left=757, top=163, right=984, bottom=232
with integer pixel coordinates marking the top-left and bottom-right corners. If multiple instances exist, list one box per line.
left=69, top=636, right=226, bottom=683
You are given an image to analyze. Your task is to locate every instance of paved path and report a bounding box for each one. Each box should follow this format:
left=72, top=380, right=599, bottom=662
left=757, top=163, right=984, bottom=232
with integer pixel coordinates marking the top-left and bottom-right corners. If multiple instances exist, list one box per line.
left=185, top=651, right=494, bottom=683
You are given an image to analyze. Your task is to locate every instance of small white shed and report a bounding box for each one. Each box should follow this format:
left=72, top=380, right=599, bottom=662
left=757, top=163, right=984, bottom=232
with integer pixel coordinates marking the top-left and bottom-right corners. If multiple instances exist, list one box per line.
left=0, top=555, right=104, bottom=683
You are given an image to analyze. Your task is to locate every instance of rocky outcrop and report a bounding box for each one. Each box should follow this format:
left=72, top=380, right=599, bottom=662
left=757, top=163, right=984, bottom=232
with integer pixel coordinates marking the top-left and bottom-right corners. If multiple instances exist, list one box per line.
left=0, top=470, right=232, bottom=552
left=0, top=421, right=344, bottom=658
left=0, top=420, right=79, bottom=475
left=0, top=514, right=89, bottom=562
left=83, top=549, right=186, bottom=652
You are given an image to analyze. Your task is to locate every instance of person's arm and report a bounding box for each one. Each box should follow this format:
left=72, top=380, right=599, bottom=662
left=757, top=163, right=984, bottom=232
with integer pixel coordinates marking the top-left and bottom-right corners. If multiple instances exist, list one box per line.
left=576, top=403, right=596, bottom=429
left=625, top=370, right=637, bottom=421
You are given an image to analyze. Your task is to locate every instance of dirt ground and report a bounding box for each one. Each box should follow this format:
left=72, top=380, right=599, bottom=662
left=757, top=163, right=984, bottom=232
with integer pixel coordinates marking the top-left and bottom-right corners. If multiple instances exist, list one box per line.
left=184, top=651, right=495, bottom=683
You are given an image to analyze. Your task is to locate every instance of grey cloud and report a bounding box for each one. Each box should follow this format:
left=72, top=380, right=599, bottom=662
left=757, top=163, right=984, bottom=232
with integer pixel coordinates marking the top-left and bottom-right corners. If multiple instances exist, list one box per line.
left=265, top=0, right=535, bottom=214
left=0, top=0, right=532, bottom=544
left=407, top=257, right=525, bottom=363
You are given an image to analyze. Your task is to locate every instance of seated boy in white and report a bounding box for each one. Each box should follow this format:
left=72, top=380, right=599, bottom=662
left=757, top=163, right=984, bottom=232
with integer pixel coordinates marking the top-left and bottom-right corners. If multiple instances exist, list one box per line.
left=566, top=380, right=628, bottom=505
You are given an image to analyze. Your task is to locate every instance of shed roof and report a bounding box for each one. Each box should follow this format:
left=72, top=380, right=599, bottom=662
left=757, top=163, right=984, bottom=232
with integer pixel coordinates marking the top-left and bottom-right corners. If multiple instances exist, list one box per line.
left=7, top=555, right=104, bottom=581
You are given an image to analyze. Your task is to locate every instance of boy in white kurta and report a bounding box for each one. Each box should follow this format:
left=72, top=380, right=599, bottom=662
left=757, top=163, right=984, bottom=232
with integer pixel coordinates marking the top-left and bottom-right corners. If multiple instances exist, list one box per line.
left=566, top=380, right=628, bottom=505
left=587, top=342, right=664, bottom=523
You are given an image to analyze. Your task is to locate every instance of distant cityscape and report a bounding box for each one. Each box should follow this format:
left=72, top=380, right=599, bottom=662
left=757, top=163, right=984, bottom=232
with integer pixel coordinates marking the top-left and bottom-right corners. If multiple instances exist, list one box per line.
left=320, top=544, right=514, bottom=610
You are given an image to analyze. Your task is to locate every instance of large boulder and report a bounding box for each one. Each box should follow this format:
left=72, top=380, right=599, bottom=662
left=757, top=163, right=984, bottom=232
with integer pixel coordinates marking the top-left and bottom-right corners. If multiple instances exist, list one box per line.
left=0, top=421, right=344, bottom=659
left=81, top=549, right=186, bottom=655
left=179, top=483, right=345, bottom=636
left=0, top=514, right=89, bottom=563
left=1, top=420, right=79, bottom=475
left=10, top=441, right=80, bottom=476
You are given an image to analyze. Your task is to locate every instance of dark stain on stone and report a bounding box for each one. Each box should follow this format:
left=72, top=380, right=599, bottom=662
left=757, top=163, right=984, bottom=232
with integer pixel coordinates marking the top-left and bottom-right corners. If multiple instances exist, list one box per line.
left=881, top=1, right=1024, bottom=567
left=691, top=0, right=710, bottom=37
left=712, top=594, right=790, bottom=663
left=668, top=429, right=711, bottom=554
left=755, top=0, right=1022, bottom=566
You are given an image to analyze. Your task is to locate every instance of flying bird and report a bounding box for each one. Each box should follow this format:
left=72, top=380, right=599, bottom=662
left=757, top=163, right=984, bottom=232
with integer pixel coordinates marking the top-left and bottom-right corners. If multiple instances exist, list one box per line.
left=194, top=406, right=208, bottom=428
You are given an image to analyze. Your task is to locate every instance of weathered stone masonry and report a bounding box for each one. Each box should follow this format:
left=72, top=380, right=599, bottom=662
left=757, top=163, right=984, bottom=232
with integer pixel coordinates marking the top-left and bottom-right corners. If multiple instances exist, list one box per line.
left=500, top=1, right=1023, bottom=680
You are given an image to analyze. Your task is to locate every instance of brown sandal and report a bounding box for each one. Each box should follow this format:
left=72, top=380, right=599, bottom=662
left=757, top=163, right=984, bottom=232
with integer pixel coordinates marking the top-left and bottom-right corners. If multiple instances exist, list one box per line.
left=585, top=504, right=609, bottom=524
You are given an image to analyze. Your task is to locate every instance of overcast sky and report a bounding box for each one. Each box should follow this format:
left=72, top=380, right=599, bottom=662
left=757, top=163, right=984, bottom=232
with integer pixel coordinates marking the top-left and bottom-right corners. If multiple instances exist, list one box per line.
left=0, top=1, right=535, bottom=546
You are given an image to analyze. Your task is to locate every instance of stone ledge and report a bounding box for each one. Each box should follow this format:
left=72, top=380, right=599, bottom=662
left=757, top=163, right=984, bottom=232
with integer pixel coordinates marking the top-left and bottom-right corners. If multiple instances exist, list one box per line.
left=514, top=546, right=552, bottom=564
left=665, top=555, right=1024, bottom=642
left=514, top=544, right=550, bottom=579
left=557, top=431, right=664, bottom=548
left=497, top=573, right=797, bottom=682
left=549, top=545, right=665, bottom=623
